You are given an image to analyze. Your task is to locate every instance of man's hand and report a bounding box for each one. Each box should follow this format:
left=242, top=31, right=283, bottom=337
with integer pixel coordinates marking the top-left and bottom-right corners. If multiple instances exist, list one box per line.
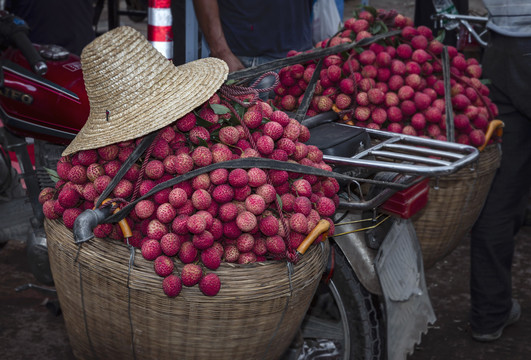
left=193, top=0, right=245, bottom=72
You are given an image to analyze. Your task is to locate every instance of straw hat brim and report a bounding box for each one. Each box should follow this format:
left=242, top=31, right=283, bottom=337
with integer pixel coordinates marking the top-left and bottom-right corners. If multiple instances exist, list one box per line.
left=62, top=26, right=228, bottom=156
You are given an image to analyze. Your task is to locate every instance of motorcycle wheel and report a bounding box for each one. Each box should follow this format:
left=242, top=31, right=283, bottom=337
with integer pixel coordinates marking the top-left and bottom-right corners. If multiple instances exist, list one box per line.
left=297, top=242, right=384, bottom=360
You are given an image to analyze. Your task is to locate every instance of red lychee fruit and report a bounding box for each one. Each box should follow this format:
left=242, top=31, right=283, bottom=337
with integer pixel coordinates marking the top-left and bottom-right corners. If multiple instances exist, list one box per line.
left=259, top=215, right=279, bottom=237
left=236, top=211, right=257, bottom=232
left=62, top=207, right=82, bottom=229
left=38, top=187, right=55, bottom=204
left=81, top=183, right=98, bottom=202
left=218, top=126, right=240, bottom=145
left=97, top=144, right=119, bottom=161
left=266, top=235, right=286, bottom=255
left=191, top=189, right=212, bottom=211
left=145, top=160, right=165, bottom=180
left=212, top=184, right=235, bottom=203
left=181, top=263, right=203, bottom=287
left=154, top=255, right=174, bottom=277
left=199, top=273, right=221, bottom=296
left=245, top=194, right=266, bottom=215
left=154, top=187, right=172, bottom=205
left=187, top=213, right=207, bottom=234
left=290, top=213, right=308, bottom=234
left=236, top=233, right=255, bottom=253
left=224, top=244, right=240, bottom=263
left=191, top=146, right=213, bottom=167
left=178, top=241, right=198, bottom=264
left=57, top=187, right=80, bottom=209
left=367, top=88, right=385, bottom=105
left=156, top=202, right=177, bottom=224
left=141, top=239, right=162, bottom=261
left=67, top=165, right=87, bottom=185
left=162, top=274, right=182, bottom=297
left=193, top=230, right=214, bottom=250
left=247, top=168, right=267, bottom=188
left=243, top=110, right=264, bottom=129
left=42, top=200, right=59, bottom=220
left=168, top=188, right=187, bottom=208
left=211, top=143, right=233, bottom=163
left=112, top=179, right=133, bottom=198
left=283, top=121, right=302, bottom=142
left=238, top=251, right=257, bottom=264
left=270, top=110, right=290, bottom=127
left=291, top=179, right=312, bottom=197
left=469, top=129, right=486, bottom=147
left=209, top=168, right=229, bottom=185
left=160, top=233, right=182, bottom=256
left=201, top=246, right=222, bottom=270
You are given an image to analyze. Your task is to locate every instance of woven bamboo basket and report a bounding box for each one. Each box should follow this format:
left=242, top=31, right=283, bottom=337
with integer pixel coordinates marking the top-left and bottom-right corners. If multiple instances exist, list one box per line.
left=412, top=144, right=501, bottom=269
left=45, top=219, right=329, bottom=360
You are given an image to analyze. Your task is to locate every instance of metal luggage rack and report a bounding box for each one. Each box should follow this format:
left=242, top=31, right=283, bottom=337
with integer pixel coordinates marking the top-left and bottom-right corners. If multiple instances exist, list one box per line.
left=324, top=126, right=480, bottom=177
left=303, top=117, right=480, bottom=211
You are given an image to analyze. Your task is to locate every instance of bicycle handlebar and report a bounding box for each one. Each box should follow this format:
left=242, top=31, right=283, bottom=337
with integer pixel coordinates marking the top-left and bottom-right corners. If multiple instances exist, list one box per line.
left=431, top=13, right=489, bottom=47
left=0, top=11, right=47, bottom=75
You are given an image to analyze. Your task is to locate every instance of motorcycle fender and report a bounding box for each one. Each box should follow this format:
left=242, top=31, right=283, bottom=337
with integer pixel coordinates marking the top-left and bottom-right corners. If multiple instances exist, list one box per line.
left=332, top=211, right=383, bottom=295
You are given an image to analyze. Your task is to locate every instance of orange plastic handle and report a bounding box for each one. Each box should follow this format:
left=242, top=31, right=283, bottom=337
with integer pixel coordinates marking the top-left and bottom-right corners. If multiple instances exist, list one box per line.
left=479, top=119, right=504, bottom=152
left=98, top=198, right=133, bottom=239
left=296, top=219, right=330, bottom=255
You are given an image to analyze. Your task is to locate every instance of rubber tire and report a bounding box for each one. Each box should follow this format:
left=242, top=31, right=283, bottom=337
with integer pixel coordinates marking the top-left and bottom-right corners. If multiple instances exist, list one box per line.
left=328, top=241, right=385, bottom=360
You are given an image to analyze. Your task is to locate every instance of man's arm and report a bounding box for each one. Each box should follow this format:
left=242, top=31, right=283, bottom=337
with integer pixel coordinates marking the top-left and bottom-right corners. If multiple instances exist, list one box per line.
left=192, top=0, right=245, bottom=72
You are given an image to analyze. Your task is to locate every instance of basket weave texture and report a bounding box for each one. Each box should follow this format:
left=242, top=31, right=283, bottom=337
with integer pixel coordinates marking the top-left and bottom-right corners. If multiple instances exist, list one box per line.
left=412, top=144, right=501, bottom=269
left=45, top=219, right=329, bottom=360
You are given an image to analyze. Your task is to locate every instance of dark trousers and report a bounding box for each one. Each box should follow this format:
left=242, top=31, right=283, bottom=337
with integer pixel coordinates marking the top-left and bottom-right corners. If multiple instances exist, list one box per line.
left=470, top=64, right=531, bottom=334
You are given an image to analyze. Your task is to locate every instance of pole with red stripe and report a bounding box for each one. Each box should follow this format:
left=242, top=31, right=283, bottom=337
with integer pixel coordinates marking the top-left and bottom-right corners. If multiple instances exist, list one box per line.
left=148, top=0, right=173, bottom=60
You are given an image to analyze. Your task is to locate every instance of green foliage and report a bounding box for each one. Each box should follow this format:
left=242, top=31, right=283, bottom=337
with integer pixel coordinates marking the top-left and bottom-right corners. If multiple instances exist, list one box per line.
left=44, top=167, right=60, bottom=184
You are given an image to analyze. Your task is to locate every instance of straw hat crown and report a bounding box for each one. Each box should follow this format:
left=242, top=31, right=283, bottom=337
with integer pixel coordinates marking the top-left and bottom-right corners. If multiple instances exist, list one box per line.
left=62, top=26, right=228, bottom=156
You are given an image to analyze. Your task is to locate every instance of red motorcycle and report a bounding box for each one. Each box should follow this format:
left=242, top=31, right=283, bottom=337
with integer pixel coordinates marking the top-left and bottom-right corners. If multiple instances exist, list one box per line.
left=0, top=11, right=89, bottom=283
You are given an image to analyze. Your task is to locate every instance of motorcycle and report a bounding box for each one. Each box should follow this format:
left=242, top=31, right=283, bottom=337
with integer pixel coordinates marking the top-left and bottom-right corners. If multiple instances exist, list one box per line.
left=0, top=11, right=89, bottom=283
left=0, top=10, right=490, bottom=360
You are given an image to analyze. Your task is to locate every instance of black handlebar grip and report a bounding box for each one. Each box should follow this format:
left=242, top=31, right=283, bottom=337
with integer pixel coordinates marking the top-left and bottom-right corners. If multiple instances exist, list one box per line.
left=11, top=29, right=47, bottom=76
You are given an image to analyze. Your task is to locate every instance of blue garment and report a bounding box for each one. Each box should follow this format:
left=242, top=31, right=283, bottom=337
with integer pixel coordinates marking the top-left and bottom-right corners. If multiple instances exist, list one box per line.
left=218, top=0, right=313, bottom=59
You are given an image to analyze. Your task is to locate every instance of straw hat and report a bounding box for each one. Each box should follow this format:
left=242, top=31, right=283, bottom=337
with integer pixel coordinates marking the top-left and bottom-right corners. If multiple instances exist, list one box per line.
left=62, top=26, right=228, bottom=156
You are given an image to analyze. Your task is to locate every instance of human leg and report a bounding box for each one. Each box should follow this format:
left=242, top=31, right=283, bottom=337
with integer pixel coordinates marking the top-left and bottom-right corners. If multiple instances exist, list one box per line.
left=469, top=105, right=531, bottom=337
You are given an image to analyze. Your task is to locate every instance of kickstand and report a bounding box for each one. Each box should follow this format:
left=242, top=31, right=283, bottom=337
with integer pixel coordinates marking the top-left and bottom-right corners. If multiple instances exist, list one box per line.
left=15, top=283, right=61, bottom=316
left=15, top=283, right=57, bottom=295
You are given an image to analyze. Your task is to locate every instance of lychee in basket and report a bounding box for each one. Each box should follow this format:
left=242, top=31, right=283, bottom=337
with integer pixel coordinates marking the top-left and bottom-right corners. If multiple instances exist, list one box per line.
left=45, top=217, right=329, bottom=360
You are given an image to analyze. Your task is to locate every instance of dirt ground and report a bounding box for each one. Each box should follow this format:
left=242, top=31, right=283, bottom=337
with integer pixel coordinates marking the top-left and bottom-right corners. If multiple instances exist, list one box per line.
left=3, top=1, right=530, bottom=360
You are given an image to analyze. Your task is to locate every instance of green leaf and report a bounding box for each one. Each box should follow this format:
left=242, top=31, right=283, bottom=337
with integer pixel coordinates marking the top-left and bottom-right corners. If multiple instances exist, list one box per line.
left=480, top=78, right=492, bottom=85
left=44, top=167, right=60, bottom=184
left=435, top=29, right=446, bottom=43
left=234, top=103, right=246, bottom=119
left=210, top=103, right=230, bottom=115
left=196, top=116, right=214, bottom=128
left=276, top=194, right=283, bottom=212
left=371, top=23, right=382, bottom=34
left=362, top=6, right=378, bottom=18
left=225, top=79, right=237, bottom=85
left=197, top=137, right=210, bottom=147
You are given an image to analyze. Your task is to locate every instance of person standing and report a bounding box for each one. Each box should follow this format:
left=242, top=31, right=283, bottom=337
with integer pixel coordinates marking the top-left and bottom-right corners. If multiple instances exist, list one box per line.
left=192, top=0, right=313, bottom=72
left=469, top=0, right=531, bottom=342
